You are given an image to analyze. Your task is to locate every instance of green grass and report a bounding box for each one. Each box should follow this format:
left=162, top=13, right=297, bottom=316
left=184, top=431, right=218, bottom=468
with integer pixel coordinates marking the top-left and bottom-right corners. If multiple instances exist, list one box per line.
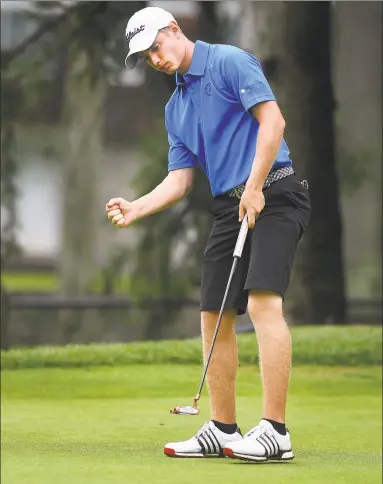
left=1, top=271, right=133, bottom=294
left=1, top=272, right=59, bottom=292
left=1, top=364, right=382, bottom=484
left=2, top=326, right=382, bottom=369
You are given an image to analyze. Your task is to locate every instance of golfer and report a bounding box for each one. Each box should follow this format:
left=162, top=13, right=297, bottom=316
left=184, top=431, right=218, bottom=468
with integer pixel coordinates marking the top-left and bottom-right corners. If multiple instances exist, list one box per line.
left=106, top=7, right=310, bottom=462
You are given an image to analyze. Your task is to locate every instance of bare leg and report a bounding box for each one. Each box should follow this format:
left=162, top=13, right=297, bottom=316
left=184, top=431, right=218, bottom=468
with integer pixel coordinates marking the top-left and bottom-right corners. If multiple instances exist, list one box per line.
left=201, top=310, right=238, bottom=424
left=248, top=291, right=291, bottom=423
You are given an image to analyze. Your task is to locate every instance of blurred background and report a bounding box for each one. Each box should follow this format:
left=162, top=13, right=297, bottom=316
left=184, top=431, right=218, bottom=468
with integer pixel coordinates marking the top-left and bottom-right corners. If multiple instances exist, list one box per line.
left=1, top=0, right=382, bottom=349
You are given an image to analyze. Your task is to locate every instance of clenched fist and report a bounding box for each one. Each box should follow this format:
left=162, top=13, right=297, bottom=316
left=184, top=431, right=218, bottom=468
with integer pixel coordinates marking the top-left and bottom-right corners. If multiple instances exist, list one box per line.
left=105, top=197, right=141, bottom=228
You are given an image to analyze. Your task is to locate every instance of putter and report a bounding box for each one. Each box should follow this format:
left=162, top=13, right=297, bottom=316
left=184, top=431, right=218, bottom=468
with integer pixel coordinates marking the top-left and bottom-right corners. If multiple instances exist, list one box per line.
left=170, top=214, right=249, bottom=416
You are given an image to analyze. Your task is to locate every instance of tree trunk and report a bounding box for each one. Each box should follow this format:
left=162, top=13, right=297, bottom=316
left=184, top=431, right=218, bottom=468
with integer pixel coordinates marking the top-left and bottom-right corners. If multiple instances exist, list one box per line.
left=59, top=49, right=105, bottom=296
left=240, top=1, right=346, bottom=323
left=58, top=48, right=106, bottom=341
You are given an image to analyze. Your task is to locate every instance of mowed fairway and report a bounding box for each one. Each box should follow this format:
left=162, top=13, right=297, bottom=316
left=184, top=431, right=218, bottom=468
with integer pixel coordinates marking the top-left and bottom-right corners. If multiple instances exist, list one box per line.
left=1, top=364, right=381, bottom=484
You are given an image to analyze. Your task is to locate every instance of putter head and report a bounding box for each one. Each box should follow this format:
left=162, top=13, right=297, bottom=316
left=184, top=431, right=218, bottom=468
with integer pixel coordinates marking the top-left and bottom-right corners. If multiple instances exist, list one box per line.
left=170, top=405, right=199, bottom=416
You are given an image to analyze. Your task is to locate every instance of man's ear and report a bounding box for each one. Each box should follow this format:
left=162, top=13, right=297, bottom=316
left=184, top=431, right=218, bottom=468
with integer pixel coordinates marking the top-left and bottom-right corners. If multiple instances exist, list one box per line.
left=169, top=21, right=180, bottom=37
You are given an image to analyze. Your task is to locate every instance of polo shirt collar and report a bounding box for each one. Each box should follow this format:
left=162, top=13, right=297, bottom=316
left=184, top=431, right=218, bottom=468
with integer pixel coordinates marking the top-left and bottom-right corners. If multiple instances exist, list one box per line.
left=176, top=40, right=209, bottom=86
left=187, top=40, right=209, bottom=76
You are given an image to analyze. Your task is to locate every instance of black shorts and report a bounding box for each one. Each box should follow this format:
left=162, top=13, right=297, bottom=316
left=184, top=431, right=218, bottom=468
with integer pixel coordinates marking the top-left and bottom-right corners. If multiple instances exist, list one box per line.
left=200, top=174, right=311, bottom=315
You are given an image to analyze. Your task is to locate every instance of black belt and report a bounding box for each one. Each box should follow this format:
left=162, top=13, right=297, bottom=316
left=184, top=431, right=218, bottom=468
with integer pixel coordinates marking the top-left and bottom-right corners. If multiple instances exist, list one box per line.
left=227, top=166, right=295, bottom=199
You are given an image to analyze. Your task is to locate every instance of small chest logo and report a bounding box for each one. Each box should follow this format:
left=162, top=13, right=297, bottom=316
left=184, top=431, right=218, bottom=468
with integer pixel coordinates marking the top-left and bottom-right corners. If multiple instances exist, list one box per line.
left=204, top=83, right=212, bottom=96
left=126, top=25, right=145, bottom=45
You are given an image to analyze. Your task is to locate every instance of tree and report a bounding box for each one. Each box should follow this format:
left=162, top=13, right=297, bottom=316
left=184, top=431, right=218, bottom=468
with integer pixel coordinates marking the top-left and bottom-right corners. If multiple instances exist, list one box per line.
left=1, top=51, right=24, bottom=267
left=1, top=1, right=145, bottom=299
left=1, top=1, right=147, bottom=341
left=240, top=1, right=346, bottom=323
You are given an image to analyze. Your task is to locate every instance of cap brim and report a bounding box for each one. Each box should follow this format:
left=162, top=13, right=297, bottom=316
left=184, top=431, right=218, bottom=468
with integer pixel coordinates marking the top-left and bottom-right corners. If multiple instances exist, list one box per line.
left=124, top=29, right=158, bottom=69
left=125, top=53, right=138, bottom=69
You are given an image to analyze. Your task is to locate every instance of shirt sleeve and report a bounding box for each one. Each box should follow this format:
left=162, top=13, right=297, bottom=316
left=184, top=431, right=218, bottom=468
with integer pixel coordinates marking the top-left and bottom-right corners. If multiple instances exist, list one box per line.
left=221, top=48, right=276, bottom=112
left=167, top=131, right=198, bottom=172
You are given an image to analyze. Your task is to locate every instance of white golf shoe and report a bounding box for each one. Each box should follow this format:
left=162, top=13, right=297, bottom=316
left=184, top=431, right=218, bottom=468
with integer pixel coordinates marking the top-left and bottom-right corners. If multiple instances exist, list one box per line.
left=164, top=421, right=242, bottom=458
left=223, top=419, right=295, bottom=462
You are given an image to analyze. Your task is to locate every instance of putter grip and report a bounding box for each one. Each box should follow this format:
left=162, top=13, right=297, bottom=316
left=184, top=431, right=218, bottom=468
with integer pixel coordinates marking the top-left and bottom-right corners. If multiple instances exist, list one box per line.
left=233, top=215, right=249, bottom=258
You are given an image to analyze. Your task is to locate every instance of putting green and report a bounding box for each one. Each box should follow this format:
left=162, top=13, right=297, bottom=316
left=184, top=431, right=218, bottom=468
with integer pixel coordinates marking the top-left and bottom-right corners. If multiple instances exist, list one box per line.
left=1, top=365, right=381, bottom=484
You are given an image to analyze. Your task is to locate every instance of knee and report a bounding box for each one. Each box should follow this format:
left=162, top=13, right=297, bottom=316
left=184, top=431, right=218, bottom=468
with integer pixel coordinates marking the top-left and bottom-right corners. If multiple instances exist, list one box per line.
left=201, top=310, right=236, bottom=339
left=248, top=291, right=283, bottom=325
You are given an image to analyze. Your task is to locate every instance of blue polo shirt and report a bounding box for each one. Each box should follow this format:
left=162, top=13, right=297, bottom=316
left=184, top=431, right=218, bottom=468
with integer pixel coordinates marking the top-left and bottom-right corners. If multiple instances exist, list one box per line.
left=165, top=41, right=292, bottom=197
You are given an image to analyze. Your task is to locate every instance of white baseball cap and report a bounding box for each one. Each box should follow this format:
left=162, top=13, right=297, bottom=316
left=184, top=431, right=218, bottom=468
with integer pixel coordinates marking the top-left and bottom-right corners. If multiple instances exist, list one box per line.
left=124, top=7, right=176, bottom=69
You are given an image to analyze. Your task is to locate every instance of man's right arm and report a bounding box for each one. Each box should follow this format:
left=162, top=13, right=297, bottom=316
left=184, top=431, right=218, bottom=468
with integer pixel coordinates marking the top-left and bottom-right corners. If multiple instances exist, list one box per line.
left=106, top=168, right=194, bottom=228
left=132, top=167, right=194, bottom=216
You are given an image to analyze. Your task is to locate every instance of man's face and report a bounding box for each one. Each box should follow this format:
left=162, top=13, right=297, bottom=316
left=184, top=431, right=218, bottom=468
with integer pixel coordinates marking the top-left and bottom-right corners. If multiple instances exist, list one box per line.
left=137, top=26, right=184, bottom=74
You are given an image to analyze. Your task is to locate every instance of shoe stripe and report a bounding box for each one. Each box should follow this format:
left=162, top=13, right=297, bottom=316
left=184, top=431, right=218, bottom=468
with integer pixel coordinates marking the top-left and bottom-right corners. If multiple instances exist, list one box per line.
left=268, top=434, right=279, bottom=455
left=269, top=434, right=280, bottom=455
left=258, top=435, right=273, bottom=455
left=198, top=434, right=213, bottom=454
left=257, top=438, right=269, bottom=456
left=258, top=433, right=280, bottom=456
left=261, top=434, right=275, bottom=455
left=208, top=430, right=223, bottom=454
left=197, top=436, right=207, bottom=454
left=197, top=429, right=223, bottom=455
left=205, top=431, right=219, bottom=454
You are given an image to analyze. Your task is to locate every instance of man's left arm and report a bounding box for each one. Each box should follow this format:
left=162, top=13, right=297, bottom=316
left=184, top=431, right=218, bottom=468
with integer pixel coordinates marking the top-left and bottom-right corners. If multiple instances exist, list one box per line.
left=239, top=101, right=286, bottom=227
left=220, top=49, right=286, bottom=228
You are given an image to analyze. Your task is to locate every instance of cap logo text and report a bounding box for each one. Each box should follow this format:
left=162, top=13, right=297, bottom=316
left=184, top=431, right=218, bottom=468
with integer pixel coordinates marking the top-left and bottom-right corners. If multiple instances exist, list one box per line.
left=126, top=25, right=145, bottom=44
